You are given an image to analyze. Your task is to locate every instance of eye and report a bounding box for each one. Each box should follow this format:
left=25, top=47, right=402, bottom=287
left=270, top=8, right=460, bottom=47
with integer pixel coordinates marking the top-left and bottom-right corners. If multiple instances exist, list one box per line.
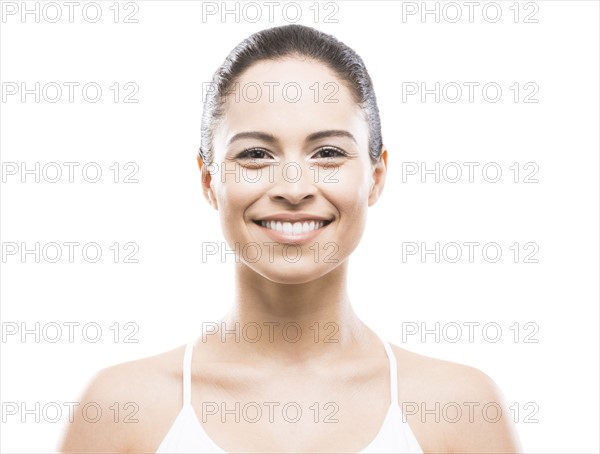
left=236, top=148, right=273, bottom=160
left=313, top=147, right=348, bottom=159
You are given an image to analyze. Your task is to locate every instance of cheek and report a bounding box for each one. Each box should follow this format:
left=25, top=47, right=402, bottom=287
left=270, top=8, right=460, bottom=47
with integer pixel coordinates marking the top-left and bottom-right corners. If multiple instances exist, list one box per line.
left=331, top=164, right=372, bottom=214
left=214, top=170, right=265, bottom=227
left=319, top=164, right=371, bottom=253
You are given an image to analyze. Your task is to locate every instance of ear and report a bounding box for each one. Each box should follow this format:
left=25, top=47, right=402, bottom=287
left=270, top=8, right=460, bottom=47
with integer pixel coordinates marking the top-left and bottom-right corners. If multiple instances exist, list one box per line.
left=197, top=153, right=219, bottom=210
left=368, top=147, right=388, bottom=207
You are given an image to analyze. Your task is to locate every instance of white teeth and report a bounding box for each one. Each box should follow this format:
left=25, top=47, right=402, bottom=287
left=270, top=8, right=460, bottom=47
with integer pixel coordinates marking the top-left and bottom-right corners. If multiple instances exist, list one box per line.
left=259, top=220, right=327, bottom=234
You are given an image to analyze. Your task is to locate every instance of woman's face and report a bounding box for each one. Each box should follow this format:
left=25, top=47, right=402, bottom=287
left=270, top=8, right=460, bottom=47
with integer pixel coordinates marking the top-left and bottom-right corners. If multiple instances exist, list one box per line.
left=201, top=57, right=387, bottom=284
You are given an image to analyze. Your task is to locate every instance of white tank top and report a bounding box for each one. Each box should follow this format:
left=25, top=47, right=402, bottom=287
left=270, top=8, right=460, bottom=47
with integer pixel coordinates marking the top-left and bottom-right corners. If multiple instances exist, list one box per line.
left=156, top=338, right=423, bottom=453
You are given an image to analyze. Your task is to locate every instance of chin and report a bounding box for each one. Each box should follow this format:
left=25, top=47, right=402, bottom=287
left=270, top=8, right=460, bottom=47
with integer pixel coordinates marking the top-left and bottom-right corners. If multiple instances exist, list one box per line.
left=245, top=258, right=342, bottom=285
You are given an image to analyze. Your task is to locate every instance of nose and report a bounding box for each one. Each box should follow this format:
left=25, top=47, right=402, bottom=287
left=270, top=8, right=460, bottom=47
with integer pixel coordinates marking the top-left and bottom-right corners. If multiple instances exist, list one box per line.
left=267, top=160, right=317, bottom=205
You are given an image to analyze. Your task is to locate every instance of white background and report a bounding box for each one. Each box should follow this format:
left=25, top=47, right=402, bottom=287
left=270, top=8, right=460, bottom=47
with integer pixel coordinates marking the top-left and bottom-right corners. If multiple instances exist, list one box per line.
left=1, top=1, right=598, bottom=452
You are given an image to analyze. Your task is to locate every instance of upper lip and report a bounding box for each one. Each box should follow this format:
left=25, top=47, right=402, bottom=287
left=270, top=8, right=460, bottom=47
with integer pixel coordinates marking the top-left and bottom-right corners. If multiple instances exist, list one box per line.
left=254, top=213, right=334, bottom=222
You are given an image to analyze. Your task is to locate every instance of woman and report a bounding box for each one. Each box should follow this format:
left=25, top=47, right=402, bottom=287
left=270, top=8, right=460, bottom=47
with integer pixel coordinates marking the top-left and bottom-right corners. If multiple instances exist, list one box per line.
left=58, top=24, right=522, bottom=453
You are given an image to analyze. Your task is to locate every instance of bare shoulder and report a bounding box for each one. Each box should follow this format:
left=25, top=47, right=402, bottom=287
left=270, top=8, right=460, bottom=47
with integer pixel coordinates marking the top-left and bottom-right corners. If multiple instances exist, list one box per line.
left=389, top=344, right=523, bottom=453
left=57, top=345, right=186, bottom=453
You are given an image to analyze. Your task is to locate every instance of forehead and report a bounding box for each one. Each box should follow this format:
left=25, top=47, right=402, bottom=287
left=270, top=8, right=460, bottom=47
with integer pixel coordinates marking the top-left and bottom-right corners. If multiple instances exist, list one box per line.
left=215, top=57, right=368, bottom=147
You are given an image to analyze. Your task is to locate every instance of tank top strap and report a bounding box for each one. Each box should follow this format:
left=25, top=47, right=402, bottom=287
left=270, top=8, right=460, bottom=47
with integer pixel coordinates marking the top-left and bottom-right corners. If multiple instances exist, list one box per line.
left=381, top=340, right=398, bottom=405
left=182, top=341, right=195, bottom=405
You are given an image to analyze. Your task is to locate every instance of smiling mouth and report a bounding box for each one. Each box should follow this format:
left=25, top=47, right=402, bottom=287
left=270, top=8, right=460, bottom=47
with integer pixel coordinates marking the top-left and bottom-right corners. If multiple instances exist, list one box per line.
left=253, top=219, right=333, bottom=235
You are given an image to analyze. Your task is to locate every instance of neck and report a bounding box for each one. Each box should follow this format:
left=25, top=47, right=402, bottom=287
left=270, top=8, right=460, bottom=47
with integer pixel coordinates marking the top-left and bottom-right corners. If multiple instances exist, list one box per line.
left=213, top=260, right=372, bottom=364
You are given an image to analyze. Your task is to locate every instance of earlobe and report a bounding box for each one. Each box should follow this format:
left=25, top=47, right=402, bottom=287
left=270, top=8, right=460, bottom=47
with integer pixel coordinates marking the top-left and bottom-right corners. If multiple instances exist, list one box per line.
left=197, top=154, right=219, bottom=211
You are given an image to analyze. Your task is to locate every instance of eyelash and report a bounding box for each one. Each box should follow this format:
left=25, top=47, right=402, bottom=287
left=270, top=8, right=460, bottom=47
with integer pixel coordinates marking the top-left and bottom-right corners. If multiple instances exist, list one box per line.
left=236, top=147, right=348, bottom=160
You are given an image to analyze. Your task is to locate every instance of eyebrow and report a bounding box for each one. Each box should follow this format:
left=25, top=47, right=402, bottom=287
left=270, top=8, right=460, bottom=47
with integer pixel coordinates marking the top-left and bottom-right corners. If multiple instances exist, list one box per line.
left=306, top=130, right=357, bottom=143
left=227, top=131, right=277, bottom=145
left=227, top=130, right=357, bottom=146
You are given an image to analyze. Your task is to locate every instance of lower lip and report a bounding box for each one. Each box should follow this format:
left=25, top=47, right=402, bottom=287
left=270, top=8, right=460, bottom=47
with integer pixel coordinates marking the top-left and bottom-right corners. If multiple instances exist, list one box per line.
left=254, top=221, right=331, bottom=245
